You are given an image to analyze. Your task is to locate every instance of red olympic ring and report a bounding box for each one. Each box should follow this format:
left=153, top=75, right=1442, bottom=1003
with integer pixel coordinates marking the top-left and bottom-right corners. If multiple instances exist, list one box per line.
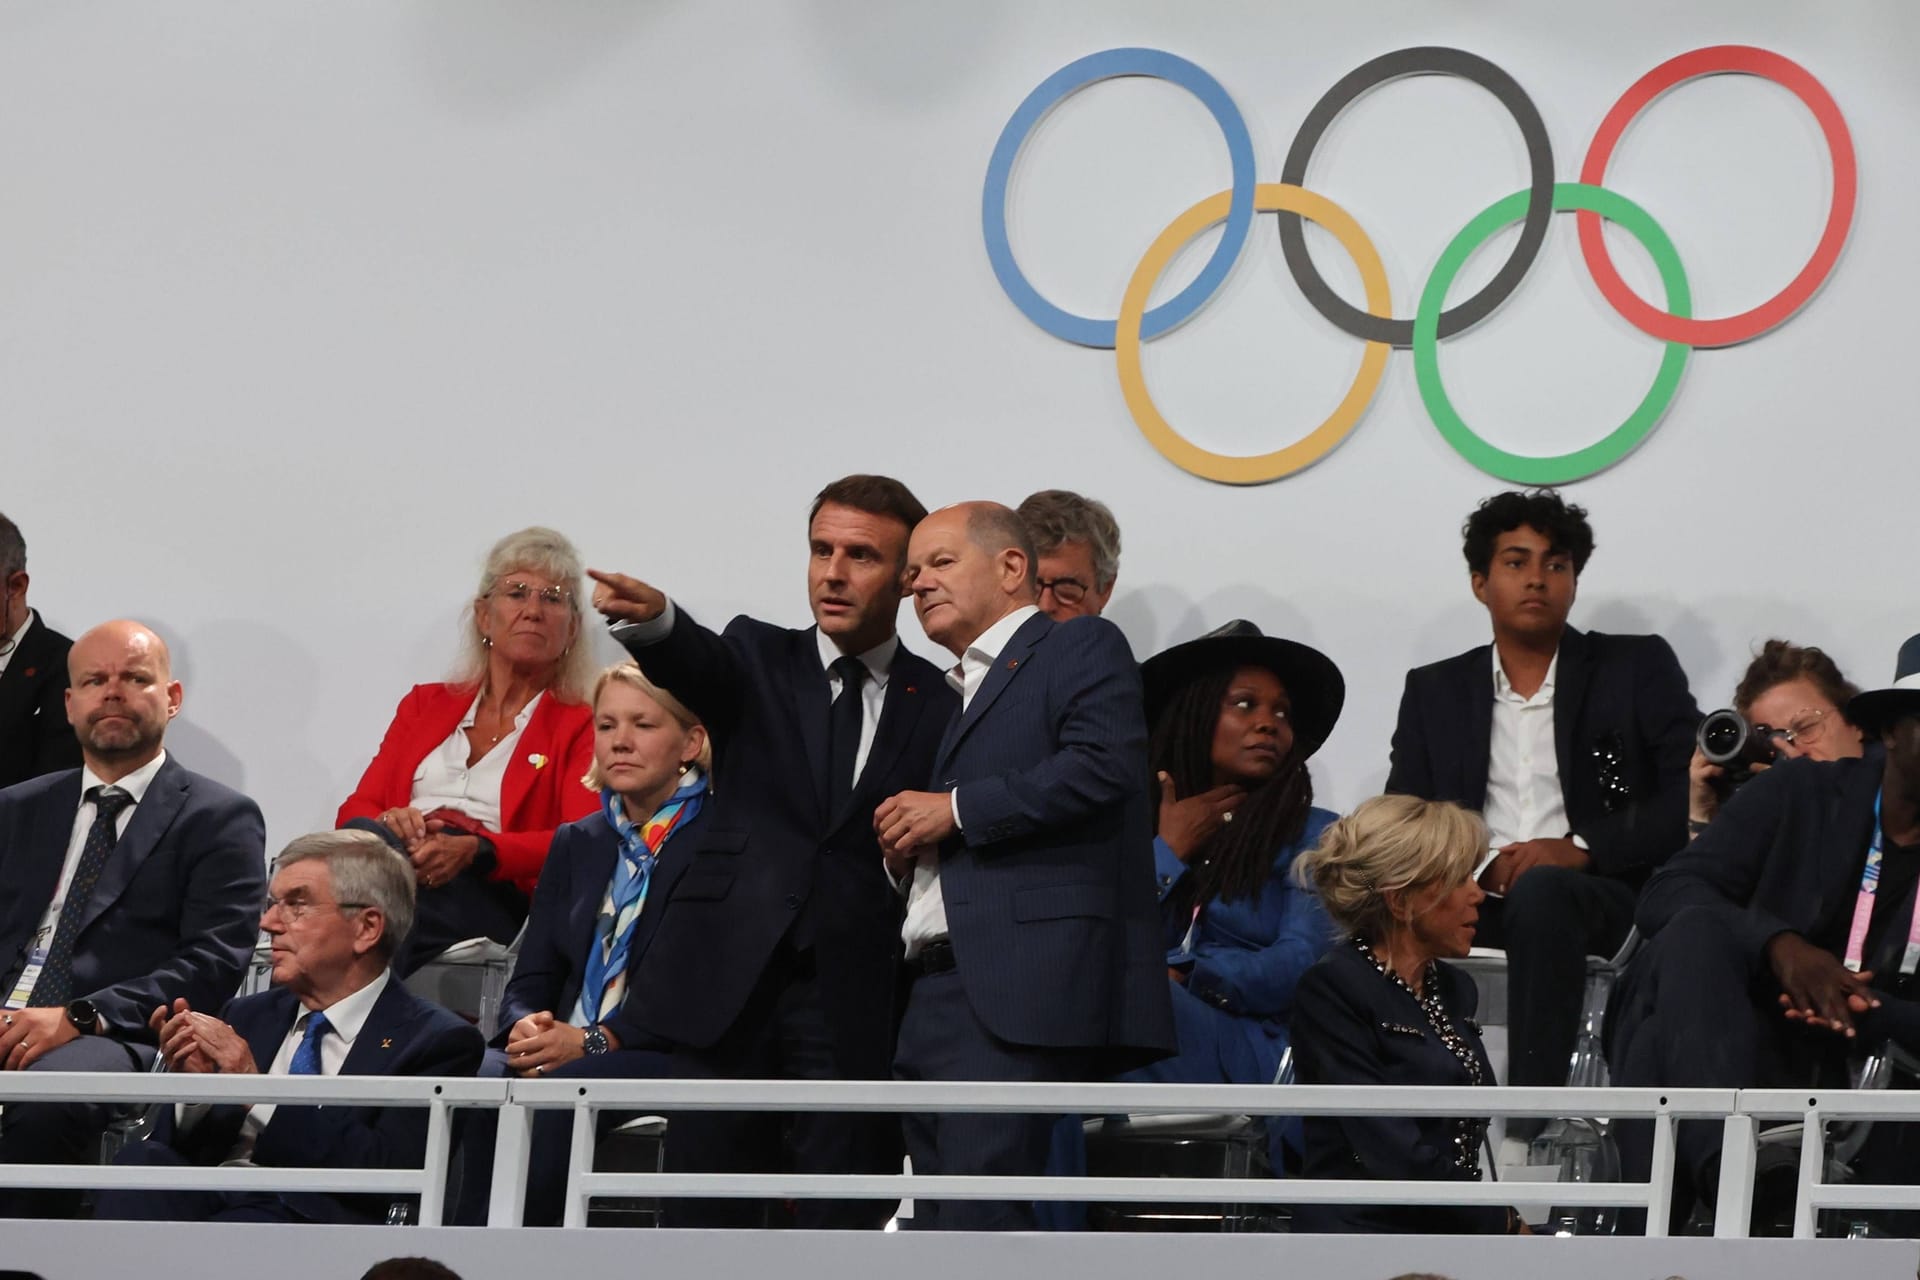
left=1577, top=44, right=1856, bottom=349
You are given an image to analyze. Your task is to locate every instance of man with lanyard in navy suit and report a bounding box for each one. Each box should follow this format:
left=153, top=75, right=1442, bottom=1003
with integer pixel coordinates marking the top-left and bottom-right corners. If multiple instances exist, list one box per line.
left=876, top=501, right=1173, bottom=1231
left=1611, top=633, right=1920, bottom=1229
left=1386, top=490, right=1697, bottom=1115
left=0, top=620, right=265, bottom=1218
left=587, top=474, right=955, bottom=1228
left=94, top=830, right=484, bottom=1223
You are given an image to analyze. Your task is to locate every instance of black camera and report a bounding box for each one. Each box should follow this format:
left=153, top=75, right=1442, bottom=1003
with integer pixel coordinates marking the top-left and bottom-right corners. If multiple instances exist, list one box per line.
left=1697, top=708, right=1777, bottom=794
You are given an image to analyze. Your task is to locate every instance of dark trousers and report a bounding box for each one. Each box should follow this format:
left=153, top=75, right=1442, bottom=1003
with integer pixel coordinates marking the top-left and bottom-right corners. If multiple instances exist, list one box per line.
left=342, top=817, right=528, bottom=975
left=689, top=943, right=903, bottom=1229
left=893, top=967, right=1088, bottom=1231
left=0, top=1034, right=148, bottom=1218
left=91, top=1141, right=333, bottom=1223
left=1474, top=865, right=1634, bottom=1091
left=1609, top=906, right=1850, bottom=1221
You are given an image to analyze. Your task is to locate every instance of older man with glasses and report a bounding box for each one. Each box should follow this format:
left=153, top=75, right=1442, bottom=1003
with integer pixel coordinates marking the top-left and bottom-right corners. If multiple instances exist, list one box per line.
left=1016, top=489, right=1123, bottom=622
left=93, top=830, right=484, bottom=1224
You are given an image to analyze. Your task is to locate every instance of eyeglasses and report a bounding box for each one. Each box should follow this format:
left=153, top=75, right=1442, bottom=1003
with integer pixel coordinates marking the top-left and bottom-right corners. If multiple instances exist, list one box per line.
left=489, top=580, right=573, bottom=609
left=1036, top=576, right=1089, bottom=605
left=262, top=894, right=369, bottom=922
left=1756, top=708, right=1832, bottom=749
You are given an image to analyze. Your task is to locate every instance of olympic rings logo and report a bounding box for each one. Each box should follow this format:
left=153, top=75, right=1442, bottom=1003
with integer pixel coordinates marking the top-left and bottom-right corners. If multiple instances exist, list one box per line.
left=982, top=46, right=1856, bottom=485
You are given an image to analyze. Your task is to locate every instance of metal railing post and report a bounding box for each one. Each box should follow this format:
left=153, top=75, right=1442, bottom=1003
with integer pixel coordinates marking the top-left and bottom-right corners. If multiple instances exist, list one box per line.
left=1714, top=1113, right=1758, bottom=1239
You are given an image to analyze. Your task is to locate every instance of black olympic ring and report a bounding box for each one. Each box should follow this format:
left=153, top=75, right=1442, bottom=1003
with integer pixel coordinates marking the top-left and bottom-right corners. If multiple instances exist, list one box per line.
left=1277, top=46, right=1555, bottom=348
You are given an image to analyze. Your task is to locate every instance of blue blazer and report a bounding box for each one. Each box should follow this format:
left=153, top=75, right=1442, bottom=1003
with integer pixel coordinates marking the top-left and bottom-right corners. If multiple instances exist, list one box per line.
left=498, top=805, right=724, bottom=1052
left=0, top=757, right=265, bottom=1035
left=1290, top=941, right=1505, bottom=1235
left=1385, top=626, right=1699, bottom=887
left=934, top=612, right=1174, bottom=1064
left=617, top=608, right=955, bottom=1076
left=153, top=977, right=484, bottom=1223
left=1152, top=806, right=1336, bottom=1076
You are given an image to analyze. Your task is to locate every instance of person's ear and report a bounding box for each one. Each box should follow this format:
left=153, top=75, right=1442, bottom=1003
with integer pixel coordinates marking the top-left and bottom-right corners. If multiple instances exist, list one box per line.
left=682, top=725, right=709, bottom=772
left=354, top=908, right=386, bottom=958
left=1000, top=547, right=1030, bottom=594
left=1469, top=571, right=1489, bottom=607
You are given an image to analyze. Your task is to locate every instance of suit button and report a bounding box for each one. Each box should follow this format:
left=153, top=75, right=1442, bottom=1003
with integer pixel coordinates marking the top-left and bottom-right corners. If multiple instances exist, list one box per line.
left=785, top=894, right=801, bottom=910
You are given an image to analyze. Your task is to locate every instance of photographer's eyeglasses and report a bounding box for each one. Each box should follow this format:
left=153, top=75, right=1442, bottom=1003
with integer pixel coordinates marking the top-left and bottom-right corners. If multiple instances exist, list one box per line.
left=263, top=894, right=369, bottom=922
left=489, top=580, right=573, bottom=609
left=1757, top=708, right=1831, bottom=749
left=1036, top=576, right=1089, bottom=606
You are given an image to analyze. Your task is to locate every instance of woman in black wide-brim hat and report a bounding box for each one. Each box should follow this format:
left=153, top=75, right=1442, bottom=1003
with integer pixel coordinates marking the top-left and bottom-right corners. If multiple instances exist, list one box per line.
left=1120, top=619, right=1345, bottom=1170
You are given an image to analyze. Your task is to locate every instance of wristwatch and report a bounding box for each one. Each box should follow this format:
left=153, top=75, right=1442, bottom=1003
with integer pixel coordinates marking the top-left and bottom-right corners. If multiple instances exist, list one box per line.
left=582, top=1026, right=610, bottom=1056
left=65, top=999, right=101, bottom=1035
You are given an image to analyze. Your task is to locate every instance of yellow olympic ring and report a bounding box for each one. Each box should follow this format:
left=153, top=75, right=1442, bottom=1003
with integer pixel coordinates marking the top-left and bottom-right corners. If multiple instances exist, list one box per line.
left=1115, top=183, right=1391, bottom=485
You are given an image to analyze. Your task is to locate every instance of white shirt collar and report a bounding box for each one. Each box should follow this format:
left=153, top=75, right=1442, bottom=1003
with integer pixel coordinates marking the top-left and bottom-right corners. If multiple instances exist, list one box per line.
left=77, top=750, right=169, bottom=806
left=946, top=605, right=1041, bottom=694
left=458, top=689, right=542, bottom=730
left=815, top=628, right=897, bottom=687
left=301, top=968, right=391, bottom=1042
left=1492, top=646, right=1559, bottom=705
left=2, top=607, right=32, bottom=651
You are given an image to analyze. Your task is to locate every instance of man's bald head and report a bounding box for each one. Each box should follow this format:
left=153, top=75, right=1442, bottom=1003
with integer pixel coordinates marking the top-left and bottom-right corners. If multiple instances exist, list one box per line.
left=65, top=620, right=181, bottom=779
left=906, top=502, right=1040, bottom=656
left=70, top=620, right=172, bottom=683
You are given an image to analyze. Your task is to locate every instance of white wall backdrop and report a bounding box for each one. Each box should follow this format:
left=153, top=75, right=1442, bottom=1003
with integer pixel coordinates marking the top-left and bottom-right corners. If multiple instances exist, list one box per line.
left=2, top=0, right=1915, bottom=851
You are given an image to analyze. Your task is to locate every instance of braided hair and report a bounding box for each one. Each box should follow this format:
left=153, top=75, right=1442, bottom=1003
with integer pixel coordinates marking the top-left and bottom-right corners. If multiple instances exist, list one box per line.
left=1150, top=663, right=1314, bottom=906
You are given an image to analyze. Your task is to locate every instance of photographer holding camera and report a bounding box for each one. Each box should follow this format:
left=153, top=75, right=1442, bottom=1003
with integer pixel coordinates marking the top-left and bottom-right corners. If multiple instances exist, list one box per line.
left=1688, top=639, right=1866, bottom=834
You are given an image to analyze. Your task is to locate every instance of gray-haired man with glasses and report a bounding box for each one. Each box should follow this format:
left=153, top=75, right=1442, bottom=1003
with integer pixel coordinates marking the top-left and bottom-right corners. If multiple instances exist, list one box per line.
left=1016, top=489, right=1122, bottom=622
left=92, top=830, right=483, bottom=1224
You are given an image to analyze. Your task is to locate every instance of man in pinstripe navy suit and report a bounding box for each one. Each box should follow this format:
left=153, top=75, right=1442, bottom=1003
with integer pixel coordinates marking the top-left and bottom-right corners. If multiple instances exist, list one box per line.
left=876, top=501, right=1174, bottom=1230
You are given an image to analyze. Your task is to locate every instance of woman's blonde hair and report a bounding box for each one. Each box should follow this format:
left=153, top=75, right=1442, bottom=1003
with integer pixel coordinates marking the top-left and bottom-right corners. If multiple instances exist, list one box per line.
left=581, top=661, right=713, bottom=790
left=1294, top=794, right=1485, bottom=943
left=452, top=526, right=595, bottom=703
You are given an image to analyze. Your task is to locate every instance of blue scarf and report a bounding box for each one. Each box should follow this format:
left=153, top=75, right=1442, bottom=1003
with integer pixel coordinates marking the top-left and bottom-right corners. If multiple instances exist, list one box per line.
left=579, top=767, right=707, bottom=1026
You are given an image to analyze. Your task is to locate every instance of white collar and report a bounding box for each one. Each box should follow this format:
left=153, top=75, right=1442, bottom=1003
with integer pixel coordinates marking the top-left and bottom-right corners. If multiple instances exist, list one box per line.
left=1492, top=646, right=1559, bottom=703
left=298, top=968, right=391, bottom=1045
left=815, top=628, right=897, bottom=686
left=947, top=605, right=1041, bottom=691
left=77, top=750, right=169, bottom=805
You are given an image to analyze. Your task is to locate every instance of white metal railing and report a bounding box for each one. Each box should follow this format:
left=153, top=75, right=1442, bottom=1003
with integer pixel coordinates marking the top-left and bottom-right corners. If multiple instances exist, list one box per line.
left=2, top=1073, right=1916, bottom=1238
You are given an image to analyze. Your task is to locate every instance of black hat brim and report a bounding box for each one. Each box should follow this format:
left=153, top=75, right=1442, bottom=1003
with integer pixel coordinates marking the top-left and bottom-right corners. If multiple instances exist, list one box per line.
left=1140, top=632, right=1345, bottom=759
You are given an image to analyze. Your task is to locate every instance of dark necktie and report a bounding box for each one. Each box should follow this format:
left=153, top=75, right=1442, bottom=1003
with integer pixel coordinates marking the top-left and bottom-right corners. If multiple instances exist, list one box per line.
left=31, top=785, right=135, bottom=1009
left=287, top=1011, right=332, bottom=1076
left=827, top=655, right=868, bottom=799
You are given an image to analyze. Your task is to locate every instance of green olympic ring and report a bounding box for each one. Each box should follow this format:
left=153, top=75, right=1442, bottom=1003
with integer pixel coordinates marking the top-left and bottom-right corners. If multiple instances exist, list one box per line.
left=1414, top=181, right=1692, bottom=485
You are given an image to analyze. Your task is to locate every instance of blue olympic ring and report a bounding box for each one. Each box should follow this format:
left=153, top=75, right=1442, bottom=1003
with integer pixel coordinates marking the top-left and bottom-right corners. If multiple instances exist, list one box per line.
left=981, top=47, right=1257, bottom=350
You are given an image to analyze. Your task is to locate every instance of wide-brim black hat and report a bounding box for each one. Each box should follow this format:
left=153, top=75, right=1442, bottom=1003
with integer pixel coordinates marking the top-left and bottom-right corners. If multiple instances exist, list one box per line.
left=1848, top=633, right=1920, bottom=732
left=1140, top=620, right=1345, bottom=759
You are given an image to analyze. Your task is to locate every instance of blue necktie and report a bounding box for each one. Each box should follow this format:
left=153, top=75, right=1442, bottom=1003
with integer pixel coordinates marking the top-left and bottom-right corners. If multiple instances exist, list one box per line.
left=31, top=785, right=134, bottom=1008
left=288, top=1011, right=331, bottom=1076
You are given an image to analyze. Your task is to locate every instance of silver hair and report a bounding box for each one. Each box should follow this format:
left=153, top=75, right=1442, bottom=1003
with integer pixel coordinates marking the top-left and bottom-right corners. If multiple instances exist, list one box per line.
left=0, top=512, right=23, bottom=580
left=451, top=526, right=594, bottom=702
left=274, top=829, right=416, bottom=961
left=1015, top=490, right=1122, bottom=590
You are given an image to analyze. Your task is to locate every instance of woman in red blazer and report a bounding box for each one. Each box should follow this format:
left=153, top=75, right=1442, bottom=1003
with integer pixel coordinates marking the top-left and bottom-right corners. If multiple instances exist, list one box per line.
left=339, top=528, right=598, bottom=972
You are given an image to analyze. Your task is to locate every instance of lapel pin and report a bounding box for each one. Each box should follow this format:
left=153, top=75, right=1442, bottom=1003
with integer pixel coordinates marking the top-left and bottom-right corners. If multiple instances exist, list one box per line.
left=381, top=1038, right=393, bottom=1049
left=1006, top=659, right=1019, bottom=670
left=528, top=753, right=548, bottom=770
left=22, top=667, right=35, bottom=678
left=905, top=685, right=917, bottom=694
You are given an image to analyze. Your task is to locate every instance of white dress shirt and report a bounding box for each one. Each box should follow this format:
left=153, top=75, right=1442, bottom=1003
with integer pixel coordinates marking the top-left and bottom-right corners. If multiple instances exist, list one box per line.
left=7, top=751, right=169, bottom=1009
left=900, top=605, right=1040, bottom=957
left=225, top=970, right=391, bottom=1160
left=1481, top=648, right=1573, bottom=849
left=407, top=691, right=541, bottom=830
left=0, top=606, right=35, bottom=679
left=616, top=599, right=898, bottom=790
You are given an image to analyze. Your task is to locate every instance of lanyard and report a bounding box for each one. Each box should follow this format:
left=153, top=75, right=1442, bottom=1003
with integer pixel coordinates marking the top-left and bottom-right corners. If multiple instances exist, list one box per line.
left=1841, top=790, right=1920, bottom=975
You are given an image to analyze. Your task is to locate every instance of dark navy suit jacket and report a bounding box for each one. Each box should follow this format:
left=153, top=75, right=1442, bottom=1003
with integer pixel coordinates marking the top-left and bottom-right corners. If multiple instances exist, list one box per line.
left=1385, top=626, right=1699, bottom=887
left=0, top=756, right=265, bottom=1035
left=498, top=805, right=726, bottom=1051
left=150, top=978, right=484, bottom=1223
left=1291, top=941, right=1506, bottom=1235
left=933, top=611, right=1173, bottom=1064
left=617, top=608, right=954, bottom=1076
left=0, top=611, right=81, bottom=790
